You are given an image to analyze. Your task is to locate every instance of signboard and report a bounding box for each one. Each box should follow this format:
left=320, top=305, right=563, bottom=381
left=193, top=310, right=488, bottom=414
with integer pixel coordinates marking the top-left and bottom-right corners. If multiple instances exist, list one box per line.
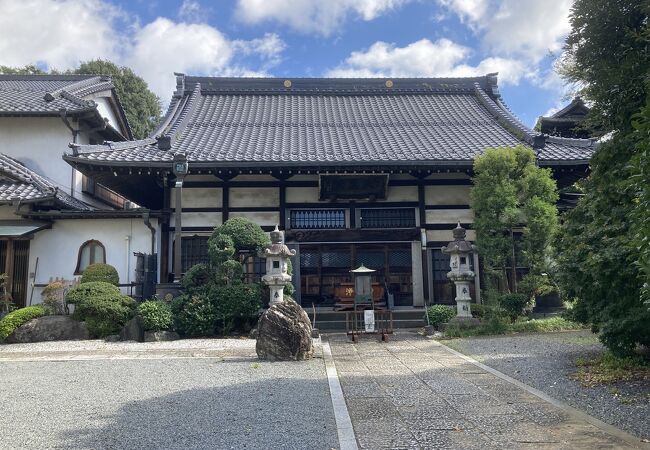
left=364, top=310, right=375, bottom=332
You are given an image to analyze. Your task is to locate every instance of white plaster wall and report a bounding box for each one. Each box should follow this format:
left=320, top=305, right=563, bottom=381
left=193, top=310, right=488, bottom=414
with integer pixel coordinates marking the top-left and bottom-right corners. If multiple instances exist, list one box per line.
left=93, top=97, right=120, bottom=129
left=424, top=185, right=471, bottom=205
left=0, top=117, right=74, bottom=195
left=170, top=188, right=222, bottom=208
left=384, top=186, right=418, bottom=202
left=426, top=229, right=476, bottom=243
left=180, top=212, right=222, bottom=228
left=230, top=211, right=280, bottom=227
left=425, top=209, right=474, bottom=224
left=0, top=206, right=19, bottom=220
left=286, top=186, right=319, bottom=203
left=27, top=218, right=158, bottom=302
left=230, top=187, right=279, bottom=207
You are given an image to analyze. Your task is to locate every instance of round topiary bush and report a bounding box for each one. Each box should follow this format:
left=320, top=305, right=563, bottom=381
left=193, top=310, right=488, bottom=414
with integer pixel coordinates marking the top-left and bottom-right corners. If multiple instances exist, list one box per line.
left=213, top=283, right=262, bottom=334
left=137, top=300, right=173, bottom=332
left=426, top=304, right=456, bottom=329
left=210, top=217, right=270, bottom=254
left=66, top=282, right=121, bottom=305
left=81, top=263, right=119, bottom=286
left=66, top=281, right=134, bottom=337
left=0, top=305, right=47, bottom=341
left=207, top=234, right=235, bottom=265
left=181, top=264, right=214, bottom=293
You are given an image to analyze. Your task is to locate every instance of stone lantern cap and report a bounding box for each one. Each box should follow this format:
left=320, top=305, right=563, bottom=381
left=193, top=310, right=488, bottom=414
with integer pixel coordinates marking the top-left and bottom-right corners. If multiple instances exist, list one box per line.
left=259, top=225, right=296, bottom=258
left=350, top=264, right=376, bottom=274
left=441, top=222, right=477, bottom=255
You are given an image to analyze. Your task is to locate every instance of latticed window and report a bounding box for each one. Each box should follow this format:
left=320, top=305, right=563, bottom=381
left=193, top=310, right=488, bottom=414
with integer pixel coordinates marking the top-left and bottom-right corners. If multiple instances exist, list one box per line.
left=181, top=236, right=209, bottom=272
left=75, top=240, right=106, bottom=274
left=359, top=208, right=416, bottom=228
left=289, top=209, right=345, bottom=229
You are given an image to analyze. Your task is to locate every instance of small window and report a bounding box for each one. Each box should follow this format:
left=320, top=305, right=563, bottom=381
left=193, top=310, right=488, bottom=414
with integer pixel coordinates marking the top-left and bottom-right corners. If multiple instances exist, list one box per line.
left=289, top=209, right=345, bottom=229
left=75, top=240, right=106, bottom=274
left=359, top=208, right=416, bottom=228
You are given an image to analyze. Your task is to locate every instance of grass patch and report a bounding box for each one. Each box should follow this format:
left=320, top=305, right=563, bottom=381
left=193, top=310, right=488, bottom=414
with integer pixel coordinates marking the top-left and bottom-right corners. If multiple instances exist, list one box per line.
left=574, top=351, right=650, bottom=386
left=443, top=317, right=584, bottom=338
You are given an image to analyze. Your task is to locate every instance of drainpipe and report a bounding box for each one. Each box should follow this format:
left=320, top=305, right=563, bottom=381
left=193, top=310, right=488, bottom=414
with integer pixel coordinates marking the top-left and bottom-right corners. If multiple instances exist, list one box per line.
left=142, top=210, right=156, bottom=254
left=59, top=109, right=78, bottom=197
left=125, top=235, right=131, bottom=284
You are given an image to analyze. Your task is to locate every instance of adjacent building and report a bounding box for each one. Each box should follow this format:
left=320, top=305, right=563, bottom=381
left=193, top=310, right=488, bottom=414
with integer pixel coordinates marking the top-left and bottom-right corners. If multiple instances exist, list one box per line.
left=65, top=74, right=595, bottom=309
left=0, top=75, right=157, bottom=307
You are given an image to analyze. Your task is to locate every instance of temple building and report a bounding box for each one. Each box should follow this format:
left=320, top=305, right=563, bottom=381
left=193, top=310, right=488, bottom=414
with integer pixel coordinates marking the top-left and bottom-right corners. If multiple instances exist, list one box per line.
left=64, top=74, right=595, bottom=310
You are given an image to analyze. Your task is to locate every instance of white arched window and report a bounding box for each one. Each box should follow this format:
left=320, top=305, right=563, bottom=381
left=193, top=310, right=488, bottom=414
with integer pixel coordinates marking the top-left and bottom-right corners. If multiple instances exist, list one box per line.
left=75, top=240, right=106, bottom=274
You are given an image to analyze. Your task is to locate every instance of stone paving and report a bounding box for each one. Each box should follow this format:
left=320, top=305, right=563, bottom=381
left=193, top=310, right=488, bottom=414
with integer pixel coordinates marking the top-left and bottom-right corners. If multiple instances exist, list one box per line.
left=328, top=333, right=643, bottom=450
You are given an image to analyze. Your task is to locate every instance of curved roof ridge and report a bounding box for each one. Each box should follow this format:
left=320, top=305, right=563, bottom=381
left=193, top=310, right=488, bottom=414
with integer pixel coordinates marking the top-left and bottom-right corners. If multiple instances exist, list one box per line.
left=69, top=138, right=157, bottom=155
left=545, top=135, right=595, bottom=148
left=44, top=75, right=103, bottom=102
left=166, top=82, right=202, bottom=143
left=473, top=82, right=539, bottom=145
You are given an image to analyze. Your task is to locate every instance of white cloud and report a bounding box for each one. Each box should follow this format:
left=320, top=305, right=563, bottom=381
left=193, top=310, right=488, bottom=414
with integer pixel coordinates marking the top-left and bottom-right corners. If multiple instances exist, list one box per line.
left=235, top=0, right=411, bottom=35
left=0, top=0, right=124, bottom=69
left=437, top=0, right=573, bottom=63
left=0, top=0, right=286, bottom=102
left=327, top=38, right=527, bottom=85
left=178, top=0, right=206, bottom=23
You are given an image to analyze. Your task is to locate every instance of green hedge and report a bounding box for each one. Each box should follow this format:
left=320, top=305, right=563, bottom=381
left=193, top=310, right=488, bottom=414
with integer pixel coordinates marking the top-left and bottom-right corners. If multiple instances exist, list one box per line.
left=0, top=305, right=47, bottom=341
left=426, top=305, right=456, bottom=329
left=66, top=282, right=121, bottom=304
left=81, top=263, right=119, bottom=286
left=498, top=293, right=532, bottom=321
left=137, top=301, right=173, bottom=332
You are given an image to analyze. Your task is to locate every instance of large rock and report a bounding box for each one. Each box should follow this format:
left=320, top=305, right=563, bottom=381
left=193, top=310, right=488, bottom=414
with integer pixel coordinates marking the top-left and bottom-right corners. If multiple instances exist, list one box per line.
left=119, top=317, right=143, bottom=342
left=256, top=299, right=313, bottom=361
left=6, top=315, right=89, bottom=343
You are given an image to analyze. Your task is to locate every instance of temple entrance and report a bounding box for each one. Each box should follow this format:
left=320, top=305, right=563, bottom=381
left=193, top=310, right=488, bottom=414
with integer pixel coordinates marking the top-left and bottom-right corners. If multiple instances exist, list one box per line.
left=299, top=243, right=413, bottom=308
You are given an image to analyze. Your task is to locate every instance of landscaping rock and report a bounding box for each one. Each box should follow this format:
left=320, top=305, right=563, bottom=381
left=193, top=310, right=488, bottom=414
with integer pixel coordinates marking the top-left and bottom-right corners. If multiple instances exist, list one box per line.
left=119, top=318, right=143, bottom=342
left=6, top=315, right=89, bottom=343
left=256, top=298, right=313, bottom=361
left=104, top=334, right=120, bottom=342
left=144, top=331, right=180, bottom=342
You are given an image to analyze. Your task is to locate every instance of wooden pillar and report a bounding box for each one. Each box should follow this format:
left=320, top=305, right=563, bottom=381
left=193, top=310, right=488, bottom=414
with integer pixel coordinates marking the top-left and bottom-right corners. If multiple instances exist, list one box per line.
left=173, top=183, right=183, bottom=282
left=160, top=177, right=170, bottom=281
left=417, top=181, right=429, bottom=302
left=473, top=251, right=482, bottom=304
left=222, top=184, right=230, bottom=222
left=5, top=239, right=14, bottom=296
left=279, top=181, right=286, bottom=229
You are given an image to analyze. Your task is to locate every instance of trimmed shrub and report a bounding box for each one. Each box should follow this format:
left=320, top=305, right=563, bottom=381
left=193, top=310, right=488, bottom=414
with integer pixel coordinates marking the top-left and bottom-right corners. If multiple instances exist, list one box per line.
left=80, top=263, right=119, bottom=286
left=207, top=234, right=235, bottom=265
left=426, top=305, right=456, bottom=329
left=68, top=281, right=134, bottom=337
left=41, top=281, right=65, bottom=314
left=73, top=294, right=135, bottom=338
left=137, top=300, right=173, bottom=332
left=171, top=294, right=218, bottom=337
left=0, top=305, right=47, bottom=341
left=213, top=284, right=262, bottom=334
left=66, top=282, right=121, bottom=305
left=498, top=293, right=532, bottom=322
left=210, top=217, right=270, bottom=254
left=470, top=303, right=489, bottom=320
left=181, top=264, right=213, bottom=293
left=216, top=260, right=244, bottom=286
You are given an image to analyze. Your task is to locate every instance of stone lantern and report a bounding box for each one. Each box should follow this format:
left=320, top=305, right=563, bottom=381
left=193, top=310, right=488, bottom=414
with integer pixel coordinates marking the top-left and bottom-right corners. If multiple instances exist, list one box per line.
left=442, top=223, right=478, bottom=320
left=259, top=225, right=296, bottom=305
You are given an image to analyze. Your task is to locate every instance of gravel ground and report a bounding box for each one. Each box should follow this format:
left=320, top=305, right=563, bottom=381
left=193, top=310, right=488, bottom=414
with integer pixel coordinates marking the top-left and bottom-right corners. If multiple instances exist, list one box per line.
left=446, top=330, right=650, bottom=440
left=0, top=338, right=257, bottom=353
left=0, top=341, right=338, bottom=450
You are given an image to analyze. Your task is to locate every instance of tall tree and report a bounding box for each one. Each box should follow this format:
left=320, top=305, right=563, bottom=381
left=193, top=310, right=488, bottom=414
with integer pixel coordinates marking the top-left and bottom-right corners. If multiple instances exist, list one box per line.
left=74, top=60, right=161, bottom=139
left=470, top=145, right=558, bottom=295
left=555, top=0, right=650, bottom=355
left=0, top=64, right=46, bottom=75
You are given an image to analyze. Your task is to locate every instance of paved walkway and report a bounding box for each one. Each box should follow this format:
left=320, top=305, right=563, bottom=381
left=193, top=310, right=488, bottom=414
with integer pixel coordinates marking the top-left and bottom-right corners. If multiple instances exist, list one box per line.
left=328, top=333, right=645, bottom=450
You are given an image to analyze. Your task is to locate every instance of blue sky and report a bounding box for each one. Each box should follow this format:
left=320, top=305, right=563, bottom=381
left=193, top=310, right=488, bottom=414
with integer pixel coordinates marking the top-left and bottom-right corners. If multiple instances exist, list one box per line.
left=0, top=0, right=575, bottom=126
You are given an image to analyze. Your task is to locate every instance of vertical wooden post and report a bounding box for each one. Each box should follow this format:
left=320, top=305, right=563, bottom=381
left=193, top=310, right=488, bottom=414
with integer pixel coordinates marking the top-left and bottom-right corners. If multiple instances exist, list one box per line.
left=417, top=181, right=429, bottom=303
left=5, top=239, right=14, bottom=299
left=173, top=184, right=183, bottom=282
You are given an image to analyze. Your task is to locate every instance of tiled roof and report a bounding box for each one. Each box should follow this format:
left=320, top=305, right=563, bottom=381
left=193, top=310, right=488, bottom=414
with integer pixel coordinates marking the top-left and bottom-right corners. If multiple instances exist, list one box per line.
left=0, top=75, right=113, bottom=116
left=66, top=74, right=596, bottom=167
left=0, top=153, right=93, bottom=210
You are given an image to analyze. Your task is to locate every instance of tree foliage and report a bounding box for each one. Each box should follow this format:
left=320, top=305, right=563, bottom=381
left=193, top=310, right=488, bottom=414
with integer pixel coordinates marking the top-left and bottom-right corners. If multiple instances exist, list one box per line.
left=555, top=0, right=650, bottom=355
left=74, top=60, right=161, bottom=139
left=0, top=64, right=47, bottom=75
left=470, top=145, right=558, bottom=293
